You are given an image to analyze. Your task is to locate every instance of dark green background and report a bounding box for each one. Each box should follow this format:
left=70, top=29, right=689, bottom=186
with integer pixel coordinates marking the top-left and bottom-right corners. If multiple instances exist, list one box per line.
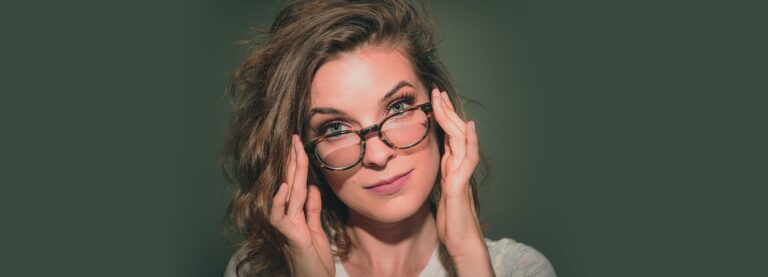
left=3, top=0, right=765, bottom=276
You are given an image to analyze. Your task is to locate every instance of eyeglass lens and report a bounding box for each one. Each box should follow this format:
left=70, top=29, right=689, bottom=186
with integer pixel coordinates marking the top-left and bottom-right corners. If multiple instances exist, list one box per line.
left=315, top=108, right=429, bottom=169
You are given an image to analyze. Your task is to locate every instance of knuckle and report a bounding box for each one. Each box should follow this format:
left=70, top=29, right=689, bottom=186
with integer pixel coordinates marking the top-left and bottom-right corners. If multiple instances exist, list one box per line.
left=468, top=157, right=479, bottom=168
left=467, top=129, right=477, bottom=139
left=463, top=152, right=477, bottom=164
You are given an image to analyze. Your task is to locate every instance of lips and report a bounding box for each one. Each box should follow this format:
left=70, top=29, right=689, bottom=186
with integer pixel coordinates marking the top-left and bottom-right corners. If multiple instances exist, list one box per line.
left=365, top=169, right=413, bottom=195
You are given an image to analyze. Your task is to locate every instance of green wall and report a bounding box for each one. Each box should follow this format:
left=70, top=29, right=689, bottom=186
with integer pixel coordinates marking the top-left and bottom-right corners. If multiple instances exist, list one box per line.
left=3, top=0, right=765, bottom=276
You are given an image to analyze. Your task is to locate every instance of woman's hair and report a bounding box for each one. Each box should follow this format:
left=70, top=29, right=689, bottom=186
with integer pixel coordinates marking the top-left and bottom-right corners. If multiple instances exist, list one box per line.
left=222, top=0, right=485, bottom=275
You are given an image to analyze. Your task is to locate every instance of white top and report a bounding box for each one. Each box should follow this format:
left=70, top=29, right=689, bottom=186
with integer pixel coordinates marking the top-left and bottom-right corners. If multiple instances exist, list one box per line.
left=224, top=238, right=556, bottom=277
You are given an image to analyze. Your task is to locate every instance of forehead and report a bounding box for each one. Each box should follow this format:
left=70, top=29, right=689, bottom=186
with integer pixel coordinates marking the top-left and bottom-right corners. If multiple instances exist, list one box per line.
left=310, top=45, right=421, bottom=109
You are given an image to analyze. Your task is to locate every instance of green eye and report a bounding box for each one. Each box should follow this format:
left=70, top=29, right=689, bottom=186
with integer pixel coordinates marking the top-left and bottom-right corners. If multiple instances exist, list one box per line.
left=390, top=102, right=406, bottom=113
left=322, top=122, right=345, bottom=136
left=387, top=94, right=416, bottom=114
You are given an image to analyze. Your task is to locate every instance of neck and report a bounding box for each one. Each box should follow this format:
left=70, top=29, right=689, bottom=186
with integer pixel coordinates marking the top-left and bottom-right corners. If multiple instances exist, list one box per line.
left=343, top=202, right=438, bottom=275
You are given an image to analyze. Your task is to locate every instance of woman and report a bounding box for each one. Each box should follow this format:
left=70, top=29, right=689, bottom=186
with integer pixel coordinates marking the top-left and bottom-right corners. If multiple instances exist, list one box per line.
left=222, top=0, right=555, bottom=276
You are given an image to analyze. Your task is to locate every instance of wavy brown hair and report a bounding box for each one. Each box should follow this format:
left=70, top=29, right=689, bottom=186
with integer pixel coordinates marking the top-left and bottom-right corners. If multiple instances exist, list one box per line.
left=222, top=0, right=486, bottom=275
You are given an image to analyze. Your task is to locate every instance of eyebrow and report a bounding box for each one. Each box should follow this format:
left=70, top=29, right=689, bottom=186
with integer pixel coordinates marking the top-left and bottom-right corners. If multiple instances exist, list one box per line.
left=309, top=80, right=415, bottom=119
left=379, top=81, right=414, bottom=106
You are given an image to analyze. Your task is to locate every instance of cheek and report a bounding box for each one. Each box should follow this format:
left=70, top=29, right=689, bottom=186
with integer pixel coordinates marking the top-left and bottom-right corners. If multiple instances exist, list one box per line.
left=402, top=129, right=441, bottom=192
left=323, top=170, right=355, bottom=195
left=320, top=130, right=441, bottom=199
left=428, top=130, right=441, bottom=163
left=422, top=131, right=441, bottom=185
left=400, top=126, right=440, bottom=162
left=320, top=164, right=362, bottom=202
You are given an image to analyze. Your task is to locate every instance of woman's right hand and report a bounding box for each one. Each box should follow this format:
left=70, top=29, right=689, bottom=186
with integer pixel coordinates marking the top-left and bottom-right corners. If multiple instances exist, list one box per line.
left=269, top=135, right=334, bottom=277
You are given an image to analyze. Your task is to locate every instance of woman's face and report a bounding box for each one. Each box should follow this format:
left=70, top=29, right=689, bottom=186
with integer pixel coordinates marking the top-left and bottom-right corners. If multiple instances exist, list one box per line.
left=308, top=45, right=440, bottom=224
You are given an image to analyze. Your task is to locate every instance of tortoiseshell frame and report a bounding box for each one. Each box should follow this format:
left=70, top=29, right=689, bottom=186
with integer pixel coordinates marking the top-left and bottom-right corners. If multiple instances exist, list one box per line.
left=304, top=103, right=434, bottom=171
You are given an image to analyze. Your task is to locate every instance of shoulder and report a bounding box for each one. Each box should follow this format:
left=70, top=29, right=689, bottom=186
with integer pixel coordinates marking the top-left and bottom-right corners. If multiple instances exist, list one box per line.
left=223, top=247, right=255, bottom=277
left=484, top=237, right=557, bottom=277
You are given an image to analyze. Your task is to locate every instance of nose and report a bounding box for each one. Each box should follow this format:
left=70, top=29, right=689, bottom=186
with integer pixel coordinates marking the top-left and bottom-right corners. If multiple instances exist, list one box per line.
left=361, top=135, right=395, bottom=168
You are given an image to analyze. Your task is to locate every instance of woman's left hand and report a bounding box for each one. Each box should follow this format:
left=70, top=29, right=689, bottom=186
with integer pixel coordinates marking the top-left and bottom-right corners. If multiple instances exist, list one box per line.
left=431, top=88, right=495, bottom=277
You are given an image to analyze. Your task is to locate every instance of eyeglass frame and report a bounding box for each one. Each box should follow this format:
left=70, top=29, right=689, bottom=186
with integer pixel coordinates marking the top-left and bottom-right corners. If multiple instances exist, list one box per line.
left=304, top=102, right=434, bottom=171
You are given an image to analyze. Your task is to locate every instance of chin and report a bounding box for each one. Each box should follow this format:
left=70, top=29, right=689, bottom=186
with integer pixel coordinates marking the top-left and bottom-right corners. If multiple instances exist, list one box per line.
left=356, top=195, right=429, bottom=223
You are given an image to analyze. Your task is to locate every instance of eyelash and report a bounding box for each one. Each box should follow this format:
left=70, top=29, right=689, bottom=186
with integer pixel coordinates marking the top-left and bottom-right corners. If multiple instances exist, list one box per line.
left=387, top=92, right=416, bottom=113
left=316, top=93, right=417, bottom=135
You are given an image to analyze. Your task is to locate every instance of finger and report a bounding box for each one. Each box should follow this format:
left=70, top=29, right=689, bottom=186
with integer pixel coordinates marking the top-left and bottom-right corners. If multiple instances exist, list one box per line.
left=441, top=133, right=451, bottom=179
left=441, top=91, right=455, bottom=110
left=433, top=90, right=466, bottom=171
left=442, top=124, right=478, bottom=196
left=270, top=183, right=288, bottom=225
left=444, top=122, right=465, bottom=173
left=306, top=184, right=323, bottom=233
left=444, top=123, right=477, bottom=196
left=441, top=150, right=449, bottom=181
left=446, top=122, right=479, bottom=198
left=441, top=91, right=467, bottom=132
left=305, top=186, right=333, bottom=277
left=450, top=122, right=479, bottom=184
left=285, top=138, right=296, bottom=199
left=464, top=121, right=480, bottom=168
left=448, top=138, right=465, bottom=173
left=435, top=90, right=463, bottom=132
left=440, top=92, right=469, bottom=160
left=287, top=135, right=309, bottom=218
left=432, top=89, right=464, bottom=138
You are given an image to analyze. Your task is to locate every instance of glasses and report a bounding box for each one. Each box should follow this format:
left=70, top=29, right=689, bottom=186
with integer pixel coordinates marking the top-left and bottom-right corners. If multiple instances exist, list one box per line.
left=305, top=103, right=433, bottom=171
